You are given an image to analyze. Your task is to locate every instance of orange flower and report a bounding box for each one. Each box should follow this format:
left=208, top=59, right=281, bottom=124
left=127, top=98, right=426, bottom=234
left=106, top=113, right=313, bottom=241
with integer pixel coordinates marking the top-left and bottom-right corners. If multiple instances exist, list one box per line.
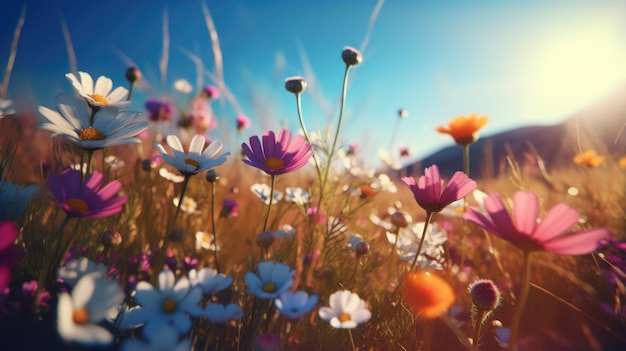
left=573, top=149, right=605, bottom=168
left=401, top=272, right=455, bottom=318
left=436, top=114, right=488, bottom=146
left=618, top=156, right=626, bottom=169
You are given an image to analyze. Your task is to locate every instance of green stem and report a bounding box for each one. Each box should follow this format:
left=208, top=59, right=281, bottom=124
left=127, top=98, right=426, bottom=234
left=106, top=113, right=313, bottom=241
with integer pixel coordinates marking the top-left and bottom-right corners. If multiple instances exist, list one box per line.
left=463, top=144, right=470, bottom=178
left=347, top=328, right=357, bottom=351
left=262, top=175, right=276, bottom=232
left=409, top=211, right=433, bottom=272
left=294, top=93, right=323, bottom=196
left=509, top=251, right=532, bottom=351
left=34, top=215, right=71, bottom=311
left=472, top=309, right=487, bottom=348
left=127, top=82, right=135, bottom=101
left=210, top=179, right=220, bottom=272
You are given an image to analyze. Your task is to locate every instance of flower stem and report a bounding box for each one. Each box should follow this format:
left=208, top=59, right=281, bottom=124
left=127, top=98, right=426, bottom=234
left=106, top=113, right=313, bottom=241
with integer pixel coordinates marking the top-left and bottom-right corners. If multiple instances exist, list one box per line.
left=409, top=211, right=433, bottom=272
left=127, top=82, right=135, bottom=101
left=509, top=251, right=532, bottom=351
left=262, top=175, right=276, bottom=232
left=347, top=328, right=357, bottom=351
left=472, top=309, right=487, bottom=348
left=294, top=93, right=322, bottom=187
left=463, top=144, right=470, bottom=178
left=210, top=178, right=220, bottom=272
left=34, top=214, right=70, bottom=311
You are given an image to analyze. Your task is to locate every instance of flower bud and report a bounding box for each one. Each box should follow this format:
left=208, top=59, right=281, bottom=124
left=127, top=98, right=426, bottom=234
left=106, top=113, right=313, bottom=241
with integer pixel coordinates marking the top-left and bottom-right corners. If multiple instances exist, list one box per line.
left=469, top=279, right=501, bottom=312
left=206, top=169, right=220, bottom=183
left=391, top=211, right=412, bottom=228
left=398, top=108, right=409, bottom=119
left=202, top=85, right=220, bottom=99
left=285, top=76, right=307, bottom=94
left=125, top=66, right=141, bottom=83
left=141, top=159, right=156, bottom=172
left=168, top=228, right=185, bottom=243
left=341, top=46, right=362, bottom=66
left=101, top=229, right=122, bottom=248
left=256, top=231, right=275, bottom=249
left=356, top=241, right=370, bottom=256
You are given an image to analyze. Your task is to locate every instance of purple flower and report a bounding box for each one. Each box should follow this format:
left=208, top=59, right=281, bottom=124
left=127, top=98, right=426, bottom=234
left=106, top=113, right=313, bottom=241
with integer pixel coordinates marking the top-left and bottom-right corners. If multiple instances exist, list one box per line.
left=202, top=85, right=220, bottom=99
left=236, top=115, right=251, bottom=132
left=49, top=169, right=128, bottom=219
left=145, top=99, right=174, bottom=122
left=220, top=198, right=238, bottom=218
left=402, top=165, right=476, bottom=213
left=241, top=129, right=312, bottom=175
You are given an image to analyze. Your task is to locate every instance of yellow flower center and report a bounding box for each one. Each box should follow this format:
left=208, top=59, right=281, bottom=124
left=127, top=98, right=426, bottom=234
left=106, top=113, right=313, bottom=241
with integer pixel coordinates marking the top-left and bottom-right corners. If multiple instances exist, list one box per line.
left=454, top=207, right=466, bottom=215
left=338, top=313, right=351, bottom=323
left=264, top=157, right=285, bottom=171
left=88, top=94, right=109, bottom=105
left=184, top=158, right=200, bottom=170
left=72, top=307, right=90, bottom=324
left=79, top=126, right=105, bottom=141
left=162, top=298, right=178, bottom=314
left=66, top=198, right=89, bottom=213
left=262, top=282, right=277, bottom=293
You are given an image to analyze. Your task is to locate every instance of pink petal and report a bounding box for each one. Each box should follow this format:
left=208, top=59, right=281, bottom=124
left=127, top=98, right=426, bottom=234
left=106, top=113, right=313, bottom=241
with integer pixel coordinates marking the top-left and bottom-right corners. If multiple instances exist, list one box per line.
left=512, top=192, right=539, bottom=236
left=464, top=207, right=506, bottom=239
left=482, top=193, right=518, bottom=239
left=532, top=204, right=580, bottom=242
left=439, top=171, right=476, bottom=207
left=542, top=228, right=610, bottom=255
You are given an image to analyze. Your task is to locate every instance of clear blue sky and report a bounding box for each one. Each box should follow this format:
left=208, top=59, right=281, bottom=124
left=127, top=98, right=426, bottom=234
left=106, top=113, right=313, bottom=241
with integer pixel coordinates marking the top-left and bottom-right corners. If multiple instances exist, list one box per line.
left=2, top=0, right=626, bottom=166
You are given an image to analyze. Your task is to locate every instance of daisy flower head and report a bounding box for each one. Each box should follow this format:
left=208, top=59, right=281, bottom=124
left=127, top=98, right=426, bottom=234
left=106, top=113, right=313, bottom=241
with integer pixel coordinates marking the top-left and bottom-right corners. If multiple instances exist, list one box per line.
left=156, top=134, right=230, bottom=176
left=65, top=71, right=130, bottom=109
left=123, top=269, right=203, bottom=336
left=402, top=271, right=455, bottom=319
left=173, top=195, right=199, bottom=215
left=464, top=191, right=610, bottom=255
left=318, top=290, right=371, bottom=329
left=58, top=257, right=107, bottom=287
left=49, top=169, right=128, bottom=219
left=57, top=272, right=125, bottom=346
left=245, top=260, right=295, bottom=299
left=402, top=164, right=476, bottom=213
left=251, top=183, right=283, bottom=205
left=241, top=129, right=312, bottom=175
left=436, top=114, right=488, bottom=146
left=188, top=267, right=233, bottom=296
left=195, top=231, right=220, bottom=251
left=204, top=303, right=243, bottom=323
left=275, top=290, right=318, bottom=320
left=38, top=94, right=148, bottom=151
left=285, top=186, right=311, bottom=206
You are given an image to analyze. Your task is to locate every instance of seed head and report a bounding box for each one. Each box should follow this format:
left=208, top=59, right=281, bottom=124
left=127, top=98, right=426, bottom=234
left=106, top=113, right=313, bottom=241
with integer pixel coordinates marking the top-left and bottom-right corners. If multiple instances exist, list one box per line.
left=285, top=76, right=307, bottom=94
left=101, top=229, right=122, bottom=248
left=341, top=46, right=362, bottom=66
left=391, top=211, right=412, bottom=228
left=125, top=66, right=141, bottom=83
left=469, top=279, right=501, bottom=312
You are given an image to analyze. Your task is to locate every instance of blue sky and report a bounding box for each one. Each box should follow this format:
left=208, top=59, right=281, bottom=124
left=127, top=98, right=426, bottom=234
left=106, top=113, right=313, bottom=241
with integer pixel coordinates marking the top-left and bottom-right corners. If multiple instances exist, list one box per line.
left=2, top=0, right=626, bottom=166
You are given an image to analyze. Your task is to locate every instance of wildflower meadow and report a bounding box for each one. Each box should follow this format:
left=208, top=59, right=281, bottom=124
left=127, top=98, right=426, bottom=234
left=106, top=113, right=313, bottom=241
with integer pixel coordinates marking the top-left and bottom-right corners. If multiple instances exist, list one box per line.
left=0, top=2, right=625, bottom=351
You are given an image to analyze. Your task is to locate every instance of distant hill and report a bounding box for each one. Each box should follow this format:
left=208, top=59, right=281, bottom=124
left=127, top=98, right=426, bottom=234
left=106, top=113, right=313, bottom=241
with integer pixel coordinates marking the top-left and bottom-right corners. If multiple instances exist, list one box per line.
left=409, top=86, right=626, bottom=179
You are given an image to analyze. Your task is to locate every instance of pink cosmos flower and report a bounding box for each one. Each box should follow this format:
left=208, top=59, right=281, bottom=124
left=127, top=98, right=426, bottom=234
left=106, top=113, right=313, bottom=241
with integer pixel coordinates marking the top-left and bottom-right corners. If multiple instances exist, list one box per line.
left=49, top=169, right=128, bottom=219
left=241, top=129, right=312, bottom=175
left=464, top=191, right=610, bottom=255
left=402, top=165, right=476, bottom=213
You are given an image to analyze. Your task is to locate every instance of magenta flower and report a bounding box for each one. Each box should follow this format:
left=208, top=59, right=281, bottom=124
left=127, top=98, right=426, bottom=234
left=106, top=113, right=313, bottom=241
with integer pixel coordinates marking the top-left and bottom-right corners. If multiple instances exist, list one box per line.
left=241, top=129, right=312, bottom=175
left=49, top=169, right=128, bottom=219
left=402, top=165, right=476, bottom=213
left=145, top=99, right=173, bottom=122
left=464, top=191, right=609, bottom=255
left=236, top=115, right=251, bottom=132
left=0, top=221, right=20, bottom=290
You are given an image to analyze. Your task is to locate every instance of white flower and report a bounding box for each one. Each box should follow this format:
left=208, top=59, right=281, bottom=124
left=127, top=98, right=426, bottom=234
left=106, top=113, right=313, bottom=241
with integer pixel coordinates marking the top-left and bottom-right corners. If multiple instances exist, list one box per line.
left=156, top=134, right=229, bottom=176
left=123, top=269, right=203, bottom=336
left=284, top=187, right=311, bottom=205
left=387, top=222, right=447, bottom=269
left=347, top=234, right=364, bottom=250
left=251, top=183, right=283, bottom=205
left=195, top=231, right=220, bottom=251
left=159, top=168, right=185, bottom=183
left=173, top=79, right=193, bottom=94
left=440, top=189, right=488, bottom=217
left=188, top=267, right=232, bottom=295
left=245, top=261, right=295, bottom=299
left=318, top=290, right=371, bottom=329
left=104, top=155, right=125, bottom=171
left=274, top=224, right=296, bottom=239
left=58, top=257, right=108, bottom=287
left=38, top=94, right=148, bottom=151
left=275, top=290, right=318, bottom=320
left=326, top=216, right=347, bottom=235
left=173, top=195, right=200, bottom=214
left=57, top=272, right=125, bottom=346
left=378, top=149, right=401, bottom=170
left=204, top=303, right=243, bottom=323
left=120, top=325, right=191, bottom=351
left=0, top=98, right=16, bottom=118
left=371, top=174, right=397, bottom=193
left=0, top=181, right=39, bottom=221
left=66, top=71, right=130, bottom=108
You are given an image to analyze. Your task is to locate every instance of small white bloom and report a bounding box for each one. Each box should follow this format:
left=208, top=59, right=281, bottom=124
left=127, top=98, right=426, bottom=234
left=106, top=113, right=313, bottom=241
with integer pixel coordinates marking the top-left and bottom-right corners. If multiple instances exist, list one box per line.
left=275, top=290, right=318, bottom=320
left=378, top=149, right=401, bottom=170
left=173, top=79, right=193, bottom=94
left=284, top=187, right=311, bottom=205
left=204, top=303, right=243, bottom=323
left=195, top=231, right=220, bottom=251
left=371, top=174, right=397, bottom=193
left=156, top=134, right=230, bottom=176
left=58, top=257, right=107, bottom=287
left=104, top=155, right=125, bottom=171
left=274, top=224, right=296, bottom=239
left=188, top=267, right=232, bottom=295
left=173, top=195, right=199, bottom=214
left=440, top=189, right=489, bottom=217
left=57, top=272, right=125, bottom=346
left=66, top=71, right=130, bottom=108
left=251, top=183, right=283, bottom=205
left=245, top=261, right=295, bottom=299
left=159, top=168, right=185, bottom=183
left=0, top=98, right=16, bottom=118
left=326, top=216, right=347, bottom=235
left=387, top=222, right=447, bottom=269
left=318, top=290, right=371, bottom=329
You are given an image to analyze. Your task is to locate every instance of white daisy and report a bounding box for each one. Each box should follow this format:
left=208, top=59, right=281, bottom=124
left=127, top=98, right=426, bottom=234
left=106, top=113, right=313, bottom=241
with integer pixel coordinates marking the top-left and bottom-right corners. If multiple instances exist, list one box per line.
left=251, top=183, right=283, bottom=205
left=188, top=267, right=232, bottom=295
left=38, top=94, right=148, bottom=151
left=0, top=98, right=16, bottom=118
left=104, top=155, right=125, bottom=171
left=159, top=168, right=185, bottom=183
left=371, top=174, right=397, bottom=193
left=387, top=222, right=447, bottom=269
left=156, top=134, right=230, bottom=176
left=284, top=187, right=311, bottom=206
left=173, top=195, right=200, bottom=215
left=66, top=71, right=130, bottom=108
left=275, top=290, right=318, bottom=320
left=194, top=231, right=220, bottom=251
left=245, top=261, right=295, bottom=299
left=318, top=290, right=371, bottom=329
left=123, top=269, right=203, bottom=336
left=57, top=272, right=125, bottom=346
left=203, top=303, right=243, bottom=323
left=58, top=257, right=108, bottom=287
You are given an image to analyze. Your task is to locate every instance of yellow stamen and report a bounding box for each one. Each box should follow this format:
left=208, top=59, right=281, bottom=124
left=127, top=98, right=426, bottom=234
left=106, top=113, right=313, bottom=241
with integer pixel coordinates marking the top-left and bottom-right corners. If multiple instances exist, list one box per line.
left=88, top=94, right=109, bottom=105
left=263, top=282, right=277, bottom=293
left=184, top=158, right=200, bottom=170
left=72, top=308, right=90, bottom=324
left=66, top=198, right=89, bottom=213
left=79, top=126, right=105, bottom=141
left=264, top=157, right=285, bottom=171
left=338, top=313, right=351, bottom=323
left=162, top=299, right=178, bottom=314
